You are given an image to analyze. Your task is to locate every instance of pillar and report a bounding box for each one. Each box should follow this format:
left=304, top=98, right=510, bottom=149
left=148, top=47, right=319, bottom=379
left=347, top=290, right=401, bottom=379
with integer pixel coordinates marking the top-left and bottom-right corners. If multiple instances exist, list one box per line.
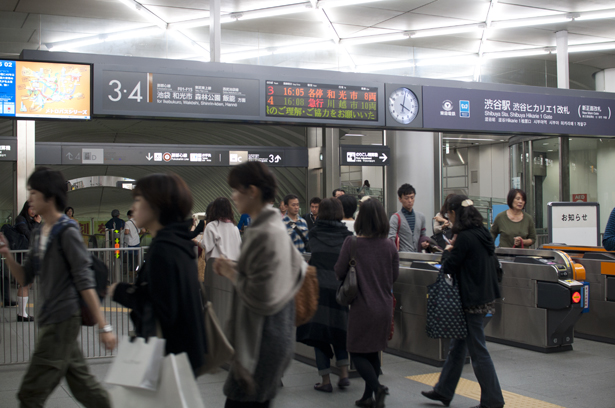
left=323, top=128, right=340, bottom=198
left=385, top=131, right=438, bottom=235
left=556, top=31, right=569, bottom=89
left=16, top=121, right=35, bottom=213
left=209, top=0, right=221, bottom=62
left=595, top=68, right=615, bottom=92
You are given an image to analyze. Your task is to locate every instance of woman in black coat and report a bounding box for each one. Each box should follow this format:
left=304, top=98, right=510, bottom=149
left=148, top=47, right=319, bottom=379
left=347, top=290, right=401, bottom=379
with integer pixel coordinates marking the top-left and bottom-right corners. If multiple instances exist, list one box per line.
left=110, top=173, right=206, bottom=376
left=421, top=195, right=504, bottom=408
left=297, top=198, right=352, bottom=393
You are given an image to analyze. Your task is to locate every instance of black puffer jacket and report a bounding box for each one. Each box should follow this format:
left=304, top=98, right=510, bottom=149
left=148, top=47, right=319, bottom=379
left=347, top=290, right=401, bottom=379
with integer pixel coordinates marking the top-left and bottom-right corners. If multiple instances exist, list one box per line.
left=441, top=226, right=501, bottom=308
left=113, top=221, right=206, bottom=375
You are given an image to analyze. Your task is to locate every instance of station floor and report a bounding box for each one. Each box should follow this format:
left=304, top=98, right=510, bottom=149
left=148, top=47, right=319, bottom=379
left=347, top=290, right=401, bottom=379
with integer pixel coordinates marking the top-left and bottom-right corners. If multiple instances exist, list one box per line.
left=0, top=336, right=613, bottom=408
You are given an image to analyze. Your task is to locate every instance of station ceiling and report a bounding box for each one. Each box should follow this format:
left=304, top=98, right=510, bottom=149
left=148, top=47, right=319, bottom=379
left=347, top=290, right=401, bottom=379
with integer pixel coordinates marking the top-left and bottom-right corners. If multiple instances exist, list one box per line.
left=1, top=0, right=615, bottom=89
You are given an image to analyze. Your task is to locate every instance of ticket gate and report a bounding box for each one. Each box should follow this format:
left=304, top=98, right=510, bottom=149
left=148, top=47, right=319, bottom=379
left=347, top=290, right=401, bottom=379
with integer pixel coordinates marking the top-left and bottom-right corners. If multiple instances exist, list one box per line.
left=485, top=248, right=586, bottom=352
left=542, top=244, right=615, bottom=344
left=386, top=252, right=452, bottom=366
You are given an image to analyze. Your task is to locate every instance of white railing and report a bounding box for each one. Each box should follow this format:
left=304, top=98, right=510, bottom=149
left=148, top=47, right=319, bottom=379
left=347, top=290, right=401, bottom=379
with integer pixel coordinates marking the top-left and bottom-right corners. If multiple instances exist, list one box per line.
left=1, top=247, right=147, bottom=365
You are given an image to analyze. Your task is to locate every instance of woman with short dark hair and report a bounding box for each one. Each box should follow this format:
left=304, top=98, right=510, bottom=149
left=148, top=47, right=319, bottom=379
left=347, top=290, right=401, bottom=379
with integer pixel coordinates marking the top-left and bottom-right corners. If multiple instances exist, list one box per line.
left=421, top=195, right=504, bottom=408
left=335, top=198, right=399, bottom=408
left=202, top=197, right=242, bottom=290
left=297, top=198, right=352, bottom=393
left=110, top=173, right=207, bottom=375
left=490, top=188, right=536, bottom=248
left=215, top=162, right=304, bottom=408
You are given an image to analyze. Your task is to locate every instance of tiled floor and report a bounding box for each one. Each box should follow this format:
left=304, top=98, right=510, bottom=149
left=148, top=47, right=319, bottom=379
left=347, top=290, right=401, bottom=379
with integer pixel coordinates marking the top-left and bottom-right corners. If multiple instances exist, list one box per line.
left=0, top=338, right=613, bottom=408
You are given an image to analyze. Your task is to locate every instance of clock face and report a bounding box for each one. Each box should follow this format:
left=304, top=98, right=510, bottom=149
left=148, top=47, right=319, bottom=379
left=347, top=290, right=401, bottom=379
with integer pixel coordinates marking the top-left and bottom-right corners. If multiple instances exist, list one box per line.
left=388, top=87, right=419, bottom=125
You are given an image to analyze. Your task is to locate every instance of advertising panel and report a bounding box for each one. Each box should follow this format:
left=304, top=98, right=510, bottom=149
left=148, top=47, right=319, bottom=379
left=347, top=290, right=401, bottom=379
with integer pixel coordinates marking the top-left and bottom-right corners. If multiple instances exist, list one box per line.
left=0, top=60, right=91, bottom=119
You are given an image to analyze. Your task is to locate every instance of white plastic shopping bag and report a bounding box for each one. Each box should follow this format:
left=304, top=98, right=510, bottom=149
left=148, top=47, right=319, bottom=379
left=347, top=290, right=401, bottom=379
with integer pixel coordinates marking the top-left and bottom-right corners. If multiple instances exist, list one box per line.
left=109, top=353, right=205, bottom=408
left=105, top=336, right=166, bottom=391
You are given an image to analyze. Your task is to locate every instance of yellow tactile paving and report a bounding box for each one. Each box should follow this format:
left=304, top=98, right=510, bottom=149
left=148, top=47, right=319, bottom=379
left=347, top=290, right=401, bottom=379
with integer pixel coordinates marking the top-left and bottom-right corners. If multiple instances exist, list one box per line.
left=407, top=373, right=566, bottom=408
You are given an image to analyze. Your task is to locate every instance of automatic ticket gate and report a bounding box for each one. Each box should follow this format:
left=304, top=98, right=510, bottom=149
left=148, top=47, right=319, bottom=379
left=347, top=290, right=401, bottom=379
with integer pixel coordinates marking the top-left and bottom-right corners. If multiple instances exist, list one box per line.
left=486, top=248, right=586, bottom=352
left=386, top=252, right=452, bottom=366
left=542, top=244, right=615, bottom=344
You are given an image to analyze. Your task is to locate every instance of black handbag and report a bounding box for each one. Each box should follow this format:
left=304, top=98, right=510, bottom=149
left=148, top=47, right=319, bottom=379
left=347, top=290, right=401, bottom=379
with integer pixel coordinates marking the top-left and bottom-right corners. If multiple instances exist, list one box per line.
left=426, top=268, right=467, bottom=339
left=336, top=236, right=358, bottom=306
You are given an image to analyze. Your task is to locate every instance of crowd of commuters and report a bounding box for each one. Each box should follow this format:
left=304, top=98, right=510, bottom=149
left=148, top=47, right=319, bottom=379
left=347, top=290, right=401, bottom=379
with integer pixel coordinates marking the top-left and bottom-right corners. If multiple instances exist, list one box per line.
left=1, top=163, right=557, bottom=408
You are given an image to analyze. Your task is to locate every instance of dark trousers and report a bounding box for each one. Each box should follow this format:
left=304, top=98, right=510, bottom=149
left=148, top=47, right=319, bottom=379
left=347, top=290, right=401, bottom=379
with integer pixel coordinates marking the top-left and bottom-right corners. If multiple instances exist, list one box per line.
left=351, top=352, right=381, bottom=400
left=434, top=312, right=505, bottom=408
left=225, top=399, right=270, bottom=408
left=314, top=345, right=349, bottom=376
left=17, top=314, right=111, bottom=408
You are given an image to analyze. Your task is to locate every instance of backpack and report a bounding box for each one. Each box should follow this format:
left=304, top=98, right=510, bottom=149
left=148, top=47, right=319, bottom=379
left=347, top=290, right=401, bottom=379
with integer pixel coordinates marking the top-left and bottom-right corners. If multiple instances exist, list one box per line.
left=56, top=224, right=109, bottom=326
left=0, top=223, right=29, bottom=250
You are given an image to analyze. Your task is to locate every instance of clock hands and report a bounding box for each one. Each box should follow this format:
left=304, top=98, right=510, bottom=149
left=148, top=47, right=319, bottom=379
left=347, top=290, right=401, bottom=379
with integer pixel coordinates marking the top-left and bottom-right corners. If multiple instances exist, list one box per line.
left=400, top=92, right=407, bottom=112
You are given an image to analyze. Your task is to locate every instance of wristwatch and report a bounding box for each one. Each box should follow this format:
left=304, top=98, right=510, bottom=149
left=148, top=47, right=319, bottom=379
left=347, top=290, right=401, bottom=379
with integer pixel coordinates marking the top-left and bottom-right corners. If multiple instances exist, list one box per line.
left=99, top=324, right=113, bottom=334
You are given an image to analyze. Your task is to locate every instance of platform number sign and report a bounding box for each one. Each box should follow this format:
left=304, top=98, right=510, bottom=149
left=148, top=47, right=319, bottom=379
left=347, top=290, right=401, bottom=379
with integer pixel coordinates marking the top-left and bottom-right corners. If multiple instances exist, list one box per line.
left=108, top=80, right=143, bottom=102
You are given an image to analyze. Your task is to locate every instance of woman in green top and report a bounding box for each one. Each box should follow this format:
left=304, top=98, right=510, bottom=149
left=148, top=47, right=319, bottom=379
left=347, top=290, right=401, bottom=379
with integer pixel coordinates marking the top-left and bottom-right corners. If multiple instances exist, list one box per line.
left=491, top=189, right=537, bottom=248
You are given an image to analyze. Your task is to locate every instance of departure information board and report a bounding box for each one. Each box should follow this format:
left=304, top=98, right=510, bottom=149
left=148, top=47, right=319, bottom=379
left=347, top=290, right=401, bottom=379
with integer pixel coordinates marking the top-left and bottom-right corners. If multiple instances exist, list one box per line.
left=0, top=60, right=91, bottom=120
left=265, top=80, right=378, bottom=121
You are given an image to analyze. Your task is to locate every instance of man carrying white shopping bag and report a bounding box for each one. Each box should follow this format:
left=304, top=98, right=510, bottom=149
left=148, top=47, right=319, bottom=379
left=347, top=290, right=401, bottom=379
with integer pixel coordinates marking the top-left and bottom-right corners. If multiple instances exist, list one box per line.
left=0, top=167, right=117, bottom=408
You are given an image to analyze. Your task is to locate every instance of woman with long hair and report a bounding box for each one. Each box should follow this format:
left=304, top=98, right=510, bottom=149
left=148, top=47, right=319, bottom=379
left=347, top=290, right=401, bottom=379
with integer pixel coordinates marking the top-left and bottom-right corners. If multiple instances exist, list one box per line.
left=335, top=198, right=399, bottom=408
left=421, top=195, right=504, bottom=408
left=215, top=162, right=304, bottom=408
left=110, top=173, right=206, bottom=375
left=14, top=201, right=41, bottom=321
left=297, top=198, right=353, bottom=393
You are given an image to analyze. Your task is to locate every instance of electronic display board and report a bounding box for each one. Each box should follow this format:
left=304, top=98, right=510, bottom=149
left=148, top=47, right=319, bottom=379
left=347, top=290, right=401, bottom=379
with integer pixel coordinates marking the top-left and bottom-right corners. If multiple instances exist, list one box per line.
left=265, top=80, right=378, bottom=121
left=0, top=60, right=91, bottom=120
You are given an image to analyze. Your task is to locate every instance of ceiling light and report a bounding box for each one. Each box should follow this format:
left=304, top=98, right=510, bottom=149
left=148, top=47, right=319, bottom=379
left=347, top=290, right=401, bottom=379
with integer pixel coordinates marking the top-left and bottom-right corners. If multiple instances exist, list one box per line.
left=340, top=32, right=411, bottom=46
left=569, top=42, right=615, bottom=53
left=117, top=0, right=167, bottom=28
left=344, top=134, right=365, bottom=137
left=575, top=8, right=615, bottom=21
left=412, top=23, right=485, bottom=38
left=48, top=26, right=161, bottom=51
left=443, top=137, right=497, bottom=142
left=490, top=14, right=572, bottom=29
left=482, top=48, right=551, bottom=59
left=317, top=0, right=390, bottom=7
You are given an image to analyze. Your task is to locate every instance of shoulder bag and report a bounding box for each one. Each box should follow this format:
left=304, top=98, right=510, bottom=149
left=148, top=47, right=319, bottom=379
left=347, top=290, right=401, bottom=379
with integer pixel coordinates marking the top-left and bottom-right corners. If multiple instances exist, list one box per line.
left=395, top=213, right=401, bottom=251
left=295, top=265, right=319, bottom=326
left=197, top=282, right=234, bottom=375
left=336, top=236, right=358, bottom=306
left=290, top=221, right=311, bottom=252
left=426, top=268, right=467, bottom=339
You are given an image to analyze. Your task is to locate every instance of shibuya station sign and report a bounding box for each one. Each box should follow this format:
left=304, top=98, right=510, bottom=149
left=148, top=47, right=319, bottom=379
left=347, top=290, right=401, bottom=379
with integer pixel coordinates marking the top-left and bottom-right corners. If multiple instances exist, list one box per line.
left=423, top=86, right=615, bottom=136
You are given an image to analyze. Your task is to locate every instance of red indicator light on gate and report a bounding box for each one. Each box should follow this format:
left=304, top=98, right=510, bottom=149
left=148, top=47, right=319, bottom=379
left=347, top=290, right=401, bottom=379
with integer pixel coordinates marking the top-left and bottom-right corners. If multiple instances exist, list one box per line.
left=572, top=292, right=581, bottom=304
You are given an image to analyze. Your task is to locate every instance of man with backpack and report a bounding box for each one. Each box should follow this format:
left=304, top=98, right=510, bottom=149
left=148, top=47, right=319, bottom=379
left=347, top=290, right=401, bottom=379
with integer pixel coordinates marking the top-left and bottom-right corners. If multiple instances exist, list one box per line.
left=0, top=167, right=116, bottom=408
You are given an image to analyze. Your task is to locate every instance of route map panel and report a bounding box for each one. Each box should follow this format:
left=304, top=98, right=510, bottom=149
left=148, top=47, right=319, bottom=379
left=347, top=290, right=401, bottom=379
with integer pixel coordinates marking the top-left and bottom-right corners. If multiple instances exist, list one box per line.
left=265, top=80, right=378, bottom=121
left=0, top=60, right=91, bottom=120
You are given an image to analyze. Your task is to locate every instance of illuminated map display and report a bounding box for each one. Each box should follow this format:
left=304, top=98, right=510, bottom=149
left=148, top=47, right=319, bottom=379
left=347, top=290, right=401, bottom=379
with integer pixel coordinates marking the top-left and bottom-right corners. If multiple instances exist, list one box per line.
left=265, top=80, right=378, bottom=121
left=0, top=60, right=91, bottom=120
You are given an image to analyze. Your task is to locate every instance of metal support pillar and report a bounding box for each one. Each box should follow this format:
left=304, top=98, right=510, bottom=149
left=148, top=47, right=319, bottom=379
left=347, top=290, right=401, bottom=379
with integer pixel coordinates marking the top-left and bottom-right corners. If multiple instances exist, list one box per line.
left=559, top=136, right=570, bottom=202
left=209, top=0, right=221, bottom=62
left=556, top=31, right=569, bottom=89
left=595, top=68, right=615, bottom=92
left=15, top=121, right=35, bottom=212
left=324, top=128, right=340, bottom=198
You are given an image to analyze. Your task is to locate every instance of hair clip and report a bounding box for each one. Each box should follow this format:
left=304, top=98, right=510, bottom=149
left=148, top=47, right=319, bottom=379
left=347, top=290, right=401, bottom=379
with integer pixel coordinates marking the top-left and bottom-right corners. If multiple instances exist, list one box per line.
left=461, top=199, right=474, bottom=207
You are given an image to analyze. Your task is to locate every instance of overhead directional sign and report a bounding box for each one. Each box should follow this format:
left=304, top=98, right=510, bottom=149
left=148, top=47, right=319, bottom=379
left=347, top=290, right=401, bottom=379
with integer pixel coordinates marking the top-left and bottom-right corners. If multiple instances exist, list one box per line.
left=340, top=145, right=391, bottom=166
left=36, top=143, right=307, bottom=167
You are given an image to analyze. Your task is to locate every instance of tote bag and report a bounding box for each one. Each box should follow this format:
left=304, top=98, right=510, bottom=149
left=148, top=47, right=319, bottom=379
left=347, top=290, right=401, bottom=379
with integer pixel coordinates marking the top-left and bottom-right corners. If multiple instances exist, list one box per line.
left=105, top=336, right=166, bottom=390
left=336, top=236, right=358, bottom=307
left=426, top=269, right=467, bottom=339
left=197, top=283, right=234, bottom=375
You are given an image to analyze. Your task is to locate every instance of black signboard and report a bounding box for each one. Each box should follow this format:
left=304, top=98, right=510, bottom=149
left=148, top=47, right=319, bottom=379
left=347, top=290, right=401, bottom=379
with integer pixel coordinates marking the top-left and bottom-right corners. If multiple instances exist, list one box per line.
left=265, top=80, right=378, bottom=121
left=101, top=70, right=259, bottom=119
left=0, top=138, right=16, bottom=161
left=423, top=86, right=615, bottom=136
left=340, top=145, right=390, bottom=166
left=36, top=143, right=306, bottom=167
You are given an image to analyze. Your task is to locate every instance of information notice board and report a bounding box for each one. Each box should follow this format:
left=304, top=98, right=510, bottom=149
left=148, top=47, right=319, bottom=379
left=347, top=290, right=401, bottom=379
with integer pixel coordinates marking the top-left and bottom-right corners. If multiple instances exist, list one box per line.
left=265, top=80, right=378, bottom=121
left=548, top=202, right=600, bottom=246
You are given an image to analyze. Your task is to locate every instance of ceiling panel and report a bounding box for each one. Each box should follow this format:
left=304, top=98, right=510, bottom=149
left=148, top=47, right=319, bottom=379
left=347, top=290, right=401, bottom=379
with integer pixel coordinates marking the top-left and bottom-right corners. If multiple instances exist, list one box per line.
left=220, top=15, right=328, bottom=38
left=0, top=11, right=28, bottom=28
left=361, top=0, right=435, bottom=13
left=412, top=0, right=491, bottom=22
left=0, top=1, right=19, bottom=12
left=323, top=6, right=404, bottom=27
left=374, top=12, right=479, bottom=31
left=490, top=3, right=562, bottom=20
left=15, top=0, right=148, bottom=22
left=145, top=6, right=210, bottom=23
left=332, top=24, right=397, bottom=38
left=500, top=0, right=615, bottom=13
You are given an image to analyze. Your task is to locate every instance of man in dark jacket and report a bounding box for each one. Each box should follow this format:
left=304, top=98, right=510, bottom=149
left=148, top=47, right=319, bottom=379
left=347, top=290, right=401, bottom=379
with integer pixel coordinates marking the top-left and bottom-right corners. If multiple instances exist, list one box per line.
left=303, top=197, right=321, bottom=231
